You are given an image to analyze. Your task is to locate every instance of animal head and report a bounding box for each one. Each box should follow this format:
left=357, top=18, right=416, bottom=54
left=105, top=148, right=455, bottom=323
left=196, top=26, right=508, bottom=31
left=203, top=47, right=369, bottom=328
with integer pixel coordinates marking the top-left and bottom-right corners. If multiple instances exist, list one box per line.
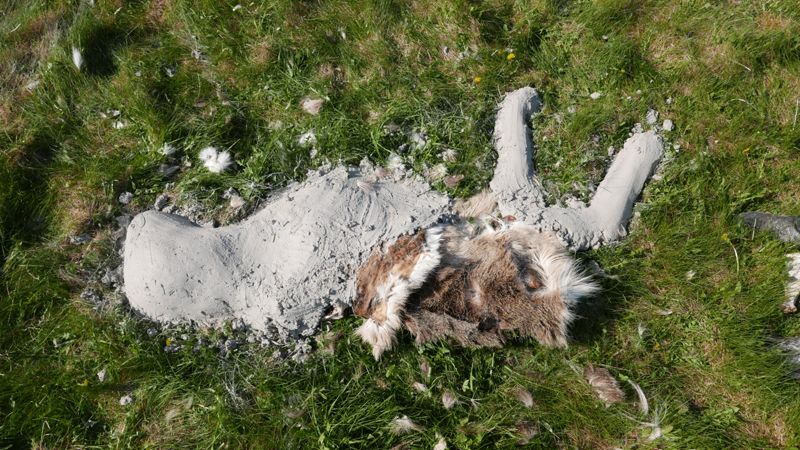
left=354, top=228, right=442, bottom=359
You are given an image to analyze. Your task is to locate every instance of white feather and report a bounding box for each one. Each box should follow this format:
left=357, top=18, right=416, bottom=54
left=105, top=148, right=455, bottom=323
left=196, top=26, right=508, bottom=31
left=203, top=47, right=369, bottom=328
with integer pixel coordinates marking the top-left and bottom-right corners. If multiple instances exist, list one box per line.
left=199, top=146, right=218, bottom=161
left=199, top=147, right=233, bottom=174
left=71, top=47, right=83, bottom=71
left=387, top=153, right=405, bottom=172
left=627, top=379, right=649, bottom=415
left=389, top=415, right=422, bottom=434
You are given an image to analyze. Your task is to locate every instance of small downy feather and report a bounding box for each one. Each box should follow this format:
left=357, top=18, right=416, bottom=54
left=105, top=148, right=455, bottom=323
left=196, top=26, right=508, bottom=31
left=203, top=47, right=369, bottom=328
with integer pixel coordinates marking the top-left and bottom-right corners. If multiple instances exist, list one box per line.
left=515, top=388, right=534, bottom=408
left=433, top=434, right=447, bottom=450
left=441, top=391, right=458, bottom=410
left=389, top=415, right=422, bottom=434
left=412, top=382, right=427, bottom=393
left=199, top=146, right=233, bottom=174
left=387, top=153, right=405, bottom=173
left=419, top=359, right=431, bottom=381
left=583, top=364, right=624, bottom=406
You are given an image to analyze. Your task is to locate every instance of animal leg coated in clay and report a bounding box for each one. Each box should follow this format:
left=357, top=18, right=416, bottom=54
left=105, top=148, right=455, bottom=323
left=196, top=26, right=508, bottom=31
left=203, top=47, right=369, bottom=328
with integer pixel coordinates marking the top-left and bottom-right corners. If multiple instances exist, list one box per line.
left=488, top=89, right=665, bottom=250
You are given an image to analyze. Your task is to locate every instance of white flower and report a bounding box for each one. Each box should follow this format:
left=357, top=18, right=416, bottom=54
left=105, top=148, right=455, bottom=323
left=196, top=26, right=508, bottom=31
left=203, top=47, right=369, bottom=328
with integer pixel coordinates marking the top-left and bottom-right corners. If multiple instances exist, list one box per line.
left=71, top=47, right=83, bottom=71
left=589, top=91, right=602, bottom=100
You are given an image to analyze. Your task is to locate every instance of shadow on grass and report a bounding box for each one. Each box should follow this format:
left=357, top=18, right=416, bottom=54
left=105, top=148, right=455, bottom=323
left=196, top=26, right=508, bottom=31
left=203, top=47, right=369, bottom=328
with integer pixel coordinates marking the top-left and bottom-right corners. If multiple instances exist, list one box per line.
left=569, top=272, right=640, bottom=346
left=0, top=133, right=57, bottom=265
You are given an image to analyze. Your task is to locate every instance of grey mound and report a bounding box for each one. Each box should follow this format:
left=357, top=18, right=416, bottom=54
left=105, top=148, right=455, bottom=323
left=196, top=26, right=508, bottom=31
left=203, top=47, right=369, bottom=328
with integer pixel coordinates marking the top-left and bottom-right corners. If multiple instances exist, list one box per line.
left=123, top=87, right=665, bottom=339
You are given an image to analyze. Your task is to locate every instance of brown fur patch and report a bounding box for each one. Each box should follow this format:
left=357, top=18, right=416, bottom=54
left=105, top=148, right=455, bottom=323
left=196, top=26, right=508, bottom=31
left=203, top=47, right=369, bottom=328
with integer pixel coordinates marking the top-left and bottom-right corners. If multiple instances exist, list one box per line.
left=403, top=226, right=570, bottom=348
left=353, top=231, right=425, bottom=318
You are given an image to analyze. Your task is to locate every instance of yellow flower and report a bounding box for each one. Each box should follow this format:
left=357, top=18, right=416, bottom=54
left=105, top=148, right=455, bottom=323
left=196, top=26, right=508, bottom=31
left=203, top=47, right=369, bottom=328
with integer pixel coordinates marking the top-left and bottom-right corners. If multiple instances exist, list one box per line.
left=506, top=53, right=516, bottom=61
left=78, top=379, right=89, bottom=387
left=473, top=76, right=481, bottom=84
left=166, top=338, right=173, bottom=346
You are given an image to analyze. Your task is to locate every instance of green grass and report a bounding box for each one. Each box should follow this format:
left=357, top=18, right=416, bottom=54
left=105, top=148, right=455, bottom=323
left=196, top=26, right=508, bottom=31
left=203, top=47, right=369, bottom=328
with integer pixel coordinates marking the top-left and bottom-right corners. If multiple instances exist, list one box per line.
left=2, top=0, right=800, bottom=447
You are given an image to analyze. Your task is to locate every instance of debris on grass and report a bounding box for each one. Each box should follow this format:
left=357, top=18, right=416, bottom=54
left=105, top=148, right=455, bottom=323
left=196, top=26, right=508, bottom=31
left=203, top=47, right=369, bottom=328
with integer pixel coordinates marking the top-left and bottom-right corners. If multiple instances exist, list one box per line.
left=409, top=130, right=427, bottom=149
left=412, top=382, right=427, bottom=393
left=646, top=108, right=659, bottom=125
left=25, top=79, right=40, bottom=91
left=439, top=148, right=458, bottom=162
left=69, top=234, right=92, bottom=245
left=515, top=388, right=534, bottom=408
left=426, top=163, right=447, bottom=181
left=154, top=194, right=169, bottom=211
left=584, top=365, right=625, bottom=406
left=387, top=153, right=405, bottom=172
left=589, top=91, right=602, bottom=100
left=298, top=130, right=317, bottom=147
left=419, top=360, right=431, bottom=380
left=442, top=174, right=463, bottom=188
left=119, top=395, right=134, bottom=406
left=97, top=368, right=107, bottom=383
left=786, top=253, right=800, bottom=314
left=433, top=434, right=447, bottom=450
left=662, top=119, right=674, bottom=131
left=158, top=164, right=179, bottom=178
left=161, top=143, right=177, bottom=156
left=627, top=379, right=649, bottom=415
left=516, top=421, right=539, bottom=445
left=301, top=97, right=324, bottom=115
left=223, top=188, right=245, bottom=209
left=441, top=391, right=458, bottom=409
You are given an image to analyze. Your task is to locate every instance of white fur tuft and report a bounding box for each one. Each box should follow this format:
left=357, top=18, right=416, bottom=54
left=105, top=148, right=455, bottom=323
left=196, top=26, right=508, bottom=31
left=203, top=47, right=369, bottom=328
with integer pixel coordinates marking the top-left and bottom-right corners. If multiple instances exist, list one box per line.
left=512, top=224, right=599, bottom=339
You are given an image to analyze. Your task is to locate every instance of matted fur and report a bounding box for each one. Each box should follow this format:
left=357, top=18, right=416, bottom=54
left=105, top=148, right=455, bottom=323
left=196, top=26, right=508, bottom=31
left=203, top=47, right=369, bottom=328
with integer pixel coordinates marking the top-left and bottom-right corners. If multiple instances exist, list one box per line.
left=354, top=219, right=598, bottom=358
left=354, top=228, right=443, bottom=359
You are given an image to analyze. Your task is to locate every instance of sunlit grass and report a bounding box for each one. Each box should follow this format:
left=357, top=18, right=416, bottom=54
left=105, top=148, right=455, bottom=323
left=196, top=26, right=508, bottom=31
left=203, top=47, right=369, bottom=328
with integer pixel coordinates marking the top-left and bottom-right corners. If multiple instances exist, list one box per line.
left=1, top=0, right=800, bottom=447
